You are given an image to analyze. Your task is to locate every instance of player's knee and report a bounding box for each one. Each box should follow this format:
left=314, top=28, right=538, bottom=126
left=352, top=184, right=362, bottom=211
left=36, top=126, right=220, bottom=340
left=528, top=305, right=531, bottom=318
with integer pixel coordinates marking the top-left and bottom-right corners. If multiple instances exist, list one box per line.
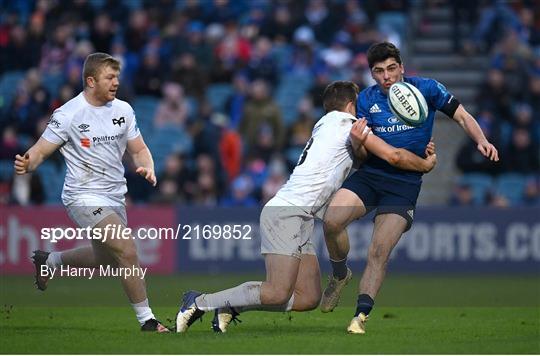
left=114, top=246, right=139, bottom=266
left=368, top=244, right=390, bottom=265
left=323, top=217, right=346, bottom=237
left=299, top=292, right=322, bottom=311
left=264, top=286, right=293, bottom=306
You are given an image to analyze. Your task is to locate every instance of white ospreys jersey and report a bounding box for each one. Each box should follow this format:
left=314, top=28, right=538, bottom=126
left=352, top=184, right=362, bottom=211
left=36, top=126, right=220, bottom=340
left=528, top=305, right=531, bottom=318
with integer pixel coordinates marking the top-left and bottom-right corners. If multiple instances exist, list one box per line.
left=275, top=110, right=364, bottom=215
left=41, top=92, right=140, bottom=202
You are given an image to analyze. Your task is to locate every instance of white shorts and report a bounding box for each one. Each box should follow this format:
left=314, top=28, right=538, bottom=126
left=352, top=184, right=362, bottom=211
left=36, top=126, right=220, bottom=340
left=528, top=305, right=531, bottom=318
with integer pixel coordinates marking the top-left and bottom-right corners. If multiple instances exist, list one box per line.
left=260, top=196, right=316, bottom=259
left=63, top=194, right=127, bottom=228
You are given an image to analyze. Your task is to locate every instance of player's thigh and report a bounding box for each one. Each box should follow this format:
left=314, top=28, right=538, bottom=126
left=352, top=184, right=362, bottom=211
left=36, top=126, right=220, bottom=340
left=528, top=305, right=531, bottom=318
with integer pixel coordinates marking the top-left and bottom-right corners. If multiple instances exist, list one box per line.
left=323, top=188, right=367, bottom=229
left=264, top=253, right=301, bottom=296
left=90, top=239, right=117, bottom=266
left=369, top=213, right=408, bottom=259
left=94, top=212, right=138, bottom=261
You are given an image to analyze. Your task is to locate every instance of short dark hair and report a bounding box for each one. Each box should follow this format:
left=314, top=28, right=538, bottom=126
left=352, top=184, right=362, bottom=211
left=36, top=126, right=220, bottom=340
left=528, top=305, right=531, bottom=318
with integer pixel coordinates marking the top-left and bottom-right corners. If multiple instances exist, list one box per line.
left=322, top=81, right=359, bottom=113
left=82, top=52, right=121, bottom=88
left=367, top=42, right=402, bottom=69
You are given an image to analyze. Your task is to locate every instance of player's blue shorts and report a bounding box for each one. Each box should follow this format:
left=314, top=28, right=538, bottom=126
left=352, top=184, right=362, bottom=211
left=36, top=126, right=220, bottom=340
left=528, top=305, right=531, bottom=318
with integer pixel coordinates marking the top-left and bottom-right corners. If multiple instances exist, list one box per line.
left=341, top=170, right=421, bottom=232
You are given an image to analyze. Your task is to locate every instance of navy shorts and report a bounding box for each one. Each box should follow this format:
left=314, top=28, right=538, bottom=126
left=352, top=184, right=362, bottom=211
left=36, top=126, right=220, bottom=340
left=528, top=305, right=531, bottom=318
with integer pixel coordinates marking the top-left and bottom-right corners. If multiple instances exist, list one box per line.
left=341, top=170, right=421, bottom=232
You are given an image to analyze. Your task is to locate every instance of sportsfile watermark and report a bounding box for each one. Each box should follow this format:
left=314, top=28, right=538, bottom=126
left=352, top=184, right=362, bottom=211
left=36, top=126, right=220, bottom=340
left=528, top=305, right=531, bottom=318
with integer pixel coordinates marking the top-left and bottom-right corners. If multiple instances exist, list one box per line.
left=41, top=224, right=253, bottom=243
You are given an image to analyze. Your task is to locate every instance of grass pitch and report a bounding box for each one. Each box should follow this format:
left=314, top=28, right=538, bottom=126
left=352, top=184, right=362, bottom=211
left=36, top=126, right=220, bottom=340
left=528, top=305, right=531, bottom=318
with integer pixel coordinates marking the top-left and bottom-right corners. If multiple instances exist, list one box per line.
left=1, top=274, right=538, bottom=354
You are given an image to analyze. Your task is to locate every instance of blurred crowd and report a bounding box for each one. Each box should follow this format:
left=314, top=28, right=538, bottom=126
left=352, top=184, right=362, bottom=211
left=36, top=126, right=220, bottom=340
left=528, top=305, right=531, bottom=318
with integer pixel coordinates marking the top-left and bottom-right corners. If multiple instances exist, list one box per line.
left=0, top=0, right=537, bottom=208
left=449, top=0, right=540, bottom=207
left=0, top=0, right=407, bottom=206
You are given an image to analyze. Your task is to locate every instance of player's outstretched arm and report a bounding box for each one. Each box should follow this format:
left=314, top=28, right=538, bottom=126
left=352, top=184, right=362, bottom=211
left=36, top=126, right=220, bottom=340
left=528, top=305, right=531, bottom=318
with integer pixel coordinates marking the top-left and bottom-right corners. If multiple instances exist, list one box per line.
left=363, top=134, right=437, bottom=173
left=452, top=105, right=499, bottom=162
left=14, top=138, right=61, bottom=175
left=127, top=135, right=157, bottom=187
left=350, top=118, right=371, bottom=166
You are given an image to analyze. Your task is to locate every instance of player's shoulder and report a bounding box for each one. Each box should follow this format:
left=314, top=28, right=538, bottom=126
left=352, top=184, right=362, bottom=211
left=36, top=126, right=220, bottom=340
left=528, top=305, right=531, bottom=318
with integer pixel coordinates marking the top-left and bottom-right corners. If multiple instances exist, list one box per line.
left=319, top=111, right=355, bottom=127
left=404, top=75, right=443, bottom=90
left=111, top=98, right=135, bottom=114
left=53, top=93, right=86, bottom=122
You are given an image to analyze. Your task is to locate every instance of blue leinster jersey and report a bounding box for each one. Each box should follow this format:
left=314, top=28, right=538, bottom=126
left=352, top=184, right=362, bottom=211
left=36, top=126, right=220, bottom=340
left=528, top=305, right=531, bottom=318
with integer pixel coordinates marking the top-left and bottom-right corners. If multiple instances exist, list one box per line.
left=357, top=76, right=453, bottom=184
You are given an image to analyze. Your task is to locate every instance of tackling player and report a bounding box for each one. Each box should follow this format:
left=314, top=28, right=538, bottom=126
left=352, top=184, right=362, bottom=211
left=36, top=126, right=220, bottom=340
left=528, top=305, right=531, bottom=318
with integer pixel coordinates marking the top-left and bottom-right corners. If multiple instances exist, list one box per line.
left=14, top=53, right=168, bottom=332
left=319, top=42, right=499, bottom=334
left=175, top=81, right=437, bottom=333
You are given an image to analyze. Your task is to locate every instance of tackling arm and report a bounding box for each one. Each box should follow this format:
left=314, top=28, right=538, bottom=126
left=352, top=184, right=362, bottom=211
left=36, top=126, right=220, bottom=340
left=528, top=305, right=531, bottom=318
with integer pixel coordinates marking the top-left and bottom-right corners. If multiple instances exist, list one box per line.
left=127, top=135, right=157, bottom=186
left=363, top=134, right=437, bottom=173
left=14, top=138, right=61, bottom=174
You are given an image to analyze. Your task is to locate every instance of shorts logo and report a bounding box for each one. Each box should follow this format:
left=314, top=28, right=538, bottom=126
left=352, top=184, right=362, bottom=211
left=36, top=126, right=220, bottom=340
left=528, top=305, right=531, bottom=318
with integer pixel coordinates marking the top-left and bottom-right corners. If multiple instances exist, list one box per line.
left=92, top=208, right=103, bottom=215
left=112, top=117, right=125, bottom=127
left=407, top=209, right=414, bottom=219
left=80, top=138, right=91, bottom=148
left=78, top=123, right=90, bottom=133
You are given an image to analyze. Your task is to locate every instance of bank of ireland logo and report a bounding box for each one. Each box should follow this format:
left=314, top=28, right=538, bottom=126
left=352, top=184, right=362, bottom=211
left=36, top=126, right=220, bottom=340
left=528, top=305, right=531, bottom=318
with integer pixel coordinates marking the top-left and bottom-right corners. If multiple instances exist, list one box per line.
left=388, top=117, right=400, bottom=124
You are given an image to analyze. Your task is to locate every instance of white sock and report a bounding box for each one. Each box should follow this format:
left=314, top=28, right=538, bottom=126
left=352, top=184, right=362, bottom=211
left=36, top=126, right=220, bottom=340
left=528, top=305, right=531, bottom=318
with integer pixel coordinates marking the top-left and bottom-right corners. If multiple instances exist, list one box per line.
left=195, top=281, right=262, bottom=312
left=237, top=294, right=294, bottom=313
left=46, top=252, right=62, bottom=269
left=131, top=299, right=155, bottom=325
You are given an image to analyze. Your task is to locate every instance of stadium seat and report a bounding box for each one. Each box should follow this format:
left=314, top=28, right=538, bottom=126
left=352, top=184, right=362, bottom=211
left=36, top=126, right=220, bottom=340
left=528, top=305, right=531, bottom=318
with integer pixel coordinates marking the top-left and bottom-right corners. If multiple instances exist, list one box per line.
left=36, top=162, right=65, bottom=205
left=41, top=72, right=66, bottom=98
left=494, top=173, right=527, bottom=206
left=275, top=72, right=313, bottom=126
left=459, top=173, right=493, bottom=205
left=0, top=70, right=25, bottom=114
left=132, top=95, right=159, bottom=134
left=146, top=126, right=193, bottom=173
left=206, top=84, right=233, bottom=112
left=0, top=160, right=13, bottom=182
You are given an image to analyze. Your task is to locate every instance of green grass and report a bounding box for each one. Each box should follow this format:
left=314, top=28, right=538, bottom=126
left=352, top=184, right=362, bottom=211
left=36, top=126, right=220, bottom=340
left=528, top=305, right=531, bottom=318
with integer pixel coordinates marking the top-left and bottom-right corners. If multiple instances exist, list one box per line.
left=1, top=274, right=539, bottom=354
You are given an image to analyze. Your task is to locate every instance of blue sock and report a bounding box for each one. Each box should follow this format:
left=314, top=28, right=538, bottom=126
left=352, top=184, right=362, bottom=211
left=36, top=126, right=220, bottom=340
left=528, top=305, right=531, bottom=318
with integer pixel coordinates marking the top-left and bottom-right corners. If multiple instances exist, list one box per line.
left=330, top=258, right=348, bottom=280
left=354, top=294, right=374, bottom=317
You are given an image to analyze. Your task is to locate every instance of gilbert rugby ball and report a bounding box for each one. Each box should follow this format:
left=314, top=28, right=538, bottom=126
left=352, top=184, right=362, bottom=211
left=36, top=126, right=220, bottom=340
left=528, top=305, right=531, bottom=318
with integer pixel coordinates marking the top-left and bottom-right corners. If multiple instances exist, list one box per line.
left=387, top=81, right=428, bottom=127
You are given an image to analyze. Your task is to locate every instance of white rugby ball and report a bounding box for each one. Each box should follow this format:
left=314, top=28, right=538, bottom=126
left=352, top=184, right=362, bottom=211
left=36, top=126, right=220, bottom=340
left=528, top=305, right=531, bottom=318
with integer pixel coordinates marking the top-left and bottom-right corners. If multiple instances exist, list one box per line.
left=387, top=82, right=428, bottom=127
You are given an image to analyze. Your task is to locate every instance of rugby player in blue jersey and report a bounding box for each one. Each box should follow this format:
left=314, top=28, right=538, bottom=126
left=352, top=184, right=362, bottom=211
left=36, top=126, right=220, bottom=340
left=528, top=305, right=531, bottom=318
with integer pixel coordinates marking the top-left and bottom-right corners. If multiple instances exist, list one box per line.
left=320, top=42, right=499, bottom=334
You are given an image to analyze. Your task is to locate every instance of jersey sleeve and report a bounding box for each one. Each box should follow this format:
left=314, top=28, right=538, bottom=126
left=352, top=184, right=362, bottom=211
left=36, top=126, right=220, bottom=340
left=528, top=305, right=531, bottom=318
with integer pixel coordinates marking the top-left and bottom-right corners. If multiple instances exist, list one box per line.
left=126, top=106, right=141, bottom=140
left=41, top=109, right=69, bottom=144
left=425, top=78, right=452, bottom=111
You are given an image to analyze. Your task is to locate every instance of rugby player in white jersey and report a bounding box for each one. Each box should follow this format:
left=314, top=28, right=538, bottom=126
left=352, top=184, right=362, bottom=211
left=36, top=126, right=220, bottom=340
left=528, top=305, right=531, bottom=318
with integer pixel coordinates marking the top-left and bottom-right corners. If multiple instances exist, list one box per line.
left=14, top=53, right=168, bottom=332
left=175, top=81, right=437, bottom=333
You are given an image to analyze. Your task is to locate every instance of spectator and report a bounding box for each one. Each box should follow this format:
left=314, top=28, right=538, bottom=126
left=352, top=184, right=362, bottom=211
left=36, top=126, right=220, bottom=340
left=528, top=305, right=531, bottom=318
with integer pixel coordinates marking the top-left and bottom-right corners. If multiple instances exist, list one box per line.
left=240, top=79, right=285, bottom=154
left=170, top=52, right=208, bottom=100
left=134, top=50, right=163, bottom=97
left=154, top=82, right=189, bottom=128
left=225, top=73, right=250, bottom=129
left=449, top=183, right=474, bottom=206
left=90, top=13, right=115, bottom=53
left=220, top=174, right=257, bottom=207
left=502, top=128, right=540, bottom=174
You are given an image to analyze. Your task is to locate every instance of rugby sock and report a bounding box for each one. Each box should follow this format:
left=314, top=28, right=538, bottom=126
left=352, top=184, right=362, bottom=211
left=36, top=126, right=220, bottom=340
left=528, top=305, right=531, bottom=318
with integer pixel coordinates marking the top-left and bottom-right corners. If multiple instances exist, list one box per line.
left=131, top=299, right=155, bottom=325
left=237, top=294, right=294, bottom=313
left=195, top=281, right=262, bottom=312
left=330, top=258, right=348, bottom=280
left=46, top=252, right=63, bottom=269
left=354, top=294, right=374, bottom=317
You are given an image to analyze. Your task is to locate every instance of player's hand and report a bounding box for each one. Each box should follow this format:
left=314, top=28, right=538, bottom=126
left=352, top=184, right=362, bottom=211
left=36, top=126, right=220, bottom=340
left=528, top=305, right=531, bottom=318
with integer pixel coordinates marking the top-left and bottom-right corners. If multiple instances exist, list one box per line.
left=477, top=141, right=499, bottom=161
left=136, top=166, right=157, bottom=187
left=350, top=118, right=370, bottom=146
left=425, top=139, right=436, bottom=156
left=424, top=153, right=437, bottom=173
left=14, top=153, right=30, bottom=175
